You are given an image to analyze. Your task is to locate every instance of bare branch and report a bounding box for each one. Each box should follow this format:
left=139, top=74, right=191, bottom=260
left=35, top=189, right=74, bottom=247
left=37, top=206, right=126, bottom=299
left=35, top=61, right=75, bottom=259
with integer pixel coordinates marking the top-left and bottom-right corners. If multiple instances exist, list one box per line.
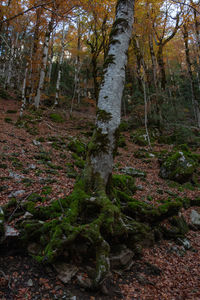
left=0, top=1, right=54, bottom=24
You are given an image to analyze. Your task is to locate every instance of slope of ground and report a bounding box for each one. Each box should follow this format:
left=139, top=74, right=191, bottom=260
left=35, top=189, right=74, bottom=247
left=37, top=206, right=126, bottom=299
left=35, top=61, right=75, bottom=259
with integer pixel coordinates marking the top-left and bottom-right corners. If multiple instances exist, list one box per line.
left=0, top=97, right=200, bottom=299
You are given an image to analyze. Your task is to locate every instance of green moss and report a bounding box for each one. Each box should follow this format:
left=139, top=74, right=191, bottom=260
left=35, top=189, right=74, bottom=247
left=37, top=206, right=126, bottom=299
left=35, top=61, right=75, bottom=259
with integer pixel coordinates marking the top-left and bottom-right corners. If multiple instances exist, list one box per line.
left=27, top=193, right=43, bottom=202
left=68, top=139, right=86, bottom=156
left=0, top=164, right=7, bottom=169
left=49, top=113, right=64, bottom=123
left=75, top=158, right=85, bottom=169
left=87, top=128, right=109, bottom=156
left=7, top=110, right=17, bottom=114
left=159, top=149, right=198, bottom=183
left=130, top=129, right=149, bottom=146
left=96, top=109, right=112, bottom=122
left=103, top=54, right=115, bottom=69
left=46, top=162, right=62, bottom=170
left=119, top=120, right=129, bottom=131
left=34, top=152, right=51, bottom=162
left=66, top=163, right=77, bottom=178
left=118, top=135, right=126, bottom=148
left=41, top=186, right=52, bottom=195
left=112, top=174, right=136, bottom=196
left=4, top=117, right=12, bottom=123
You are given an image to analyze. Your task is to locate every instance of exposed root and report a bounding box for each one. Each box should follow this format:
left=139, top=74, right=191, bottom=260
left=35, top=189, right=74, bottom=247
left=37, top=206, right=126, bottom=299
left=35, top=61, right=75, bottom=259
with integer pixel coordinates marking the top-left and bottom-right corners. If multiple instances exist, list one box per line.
left=1, top=174, right=200, bottom=289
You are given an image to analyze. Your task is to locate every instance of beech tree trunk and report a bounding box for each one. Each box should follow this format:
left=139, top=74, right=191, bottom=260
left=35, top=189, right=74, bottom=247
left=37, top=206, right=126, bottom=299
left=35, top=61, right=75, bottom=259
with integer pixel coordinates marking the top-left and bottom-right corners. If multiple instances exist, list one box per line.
left=84, top=0, right=134, bottom=189
left=34, top=13, right=54, bottom=109
left=183, top=24, right=200, bottom=128
left=55, top=22, right=66, bottom=105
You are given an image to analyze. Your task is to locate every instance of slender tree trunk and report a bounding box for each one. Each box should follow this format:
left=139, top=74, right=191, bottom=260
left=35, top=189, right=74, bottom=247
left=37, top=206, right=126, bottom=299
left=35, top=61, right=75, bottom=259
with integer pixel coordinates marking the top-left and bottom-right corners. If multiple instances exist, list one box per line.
left=5, top=32, right=19, bottom=88
left=29, top=6, right=42, bottom=103
left=34, top=13, right=54, bottom=108
left=149, top=32, right=157, bottom=89
left=47, top=30, right=54, bottom=84
left=157, top=44, right=166, bottom=90
left=84, top=0, right=134, bottom=188
left=73, top=17, right=81, bottom=105
left=193, top=8, right=200, bottom=91
left=55, top=22, right=66, bottom=105
left=142, top=78, right=152, bottom=149
left=183, top=24, right=200, bottom=128
left=20, top=62, right=28, bottom=117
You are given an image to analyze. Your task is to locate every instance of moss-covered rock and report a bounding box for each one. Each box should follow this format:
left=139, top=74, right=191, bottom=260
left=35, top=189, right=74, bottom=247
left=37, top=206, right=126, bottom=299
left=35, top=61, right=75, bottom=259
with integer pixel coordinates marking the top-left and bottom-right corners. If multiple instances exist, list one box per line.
left=161, top=216, right=189, bottom=239
left=120, top=167, right=147, bottom=178
left=159, top=149, right=199, bottom=183
left=130, top=130, right=148, bottom=146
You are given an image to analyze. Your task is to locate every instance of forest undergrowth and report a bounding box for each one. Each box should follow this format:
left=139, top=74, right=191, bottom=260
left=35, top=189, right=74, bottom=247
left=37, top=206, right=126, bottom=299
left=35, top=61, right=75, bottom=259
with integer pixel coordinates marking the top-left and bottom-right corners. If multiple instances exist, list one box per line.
left=0, top=97, right=200, bottom=300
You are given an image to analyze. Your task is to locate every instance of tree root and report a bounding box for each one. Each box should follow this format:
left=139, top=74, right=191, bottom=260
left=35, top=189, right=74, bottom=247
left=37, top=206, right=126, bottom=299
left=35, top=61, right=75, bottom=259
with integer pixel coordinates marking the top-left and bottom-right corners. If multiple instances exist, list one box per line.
left=1, top=175, right=200, bottom=289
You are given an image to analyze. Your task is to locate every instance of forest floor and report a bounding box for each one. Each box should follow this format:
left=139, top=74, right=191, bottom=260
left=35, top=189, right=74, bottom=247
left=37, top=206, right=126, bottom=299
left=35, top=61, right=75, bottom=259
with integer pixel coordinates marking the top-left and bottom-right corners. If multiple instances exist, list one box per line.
left=0, top=97, right=200, bottom=300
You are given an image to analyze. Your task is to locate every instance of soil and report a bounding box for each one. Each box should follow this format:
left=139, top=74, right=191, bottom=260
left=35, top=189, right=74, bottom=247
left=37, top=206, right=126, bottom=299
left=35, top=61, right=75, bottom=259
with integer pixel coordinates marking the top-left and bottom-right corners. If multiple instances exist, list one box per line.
left=0, top=97, right=200, bottom=300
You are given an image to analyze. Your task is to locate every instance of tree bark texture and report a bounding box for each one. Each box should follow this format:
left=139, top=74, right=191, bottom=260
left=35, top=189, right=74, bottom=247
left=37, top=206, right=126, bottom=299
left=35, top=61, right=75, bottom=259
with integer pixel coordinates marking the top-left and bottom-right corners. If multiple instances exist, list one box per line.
left=34, top=13, right=54, bottom=108
left=183, top=24, right=200, bottom=128
left=85, top=0, right=135, bottom=189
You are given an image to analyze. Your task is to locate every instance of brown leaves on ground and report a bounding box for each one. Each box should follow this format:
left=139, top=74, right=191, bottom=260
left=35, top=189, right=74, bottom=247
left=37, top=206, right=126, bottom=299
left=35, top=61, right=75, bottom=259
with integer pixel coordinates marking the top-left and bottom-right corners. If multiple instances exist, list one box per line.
left=0, top=98, right=200, bottom=299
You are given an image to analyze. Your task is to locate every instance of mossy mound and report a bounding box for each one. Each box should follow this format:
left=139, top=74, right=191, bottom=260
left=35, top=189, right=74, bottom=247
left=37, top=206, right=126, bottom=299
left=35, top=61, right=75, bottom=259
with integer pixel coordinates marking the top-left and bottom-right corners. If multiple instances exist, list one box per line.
left=130, top=129, right=148, bottom=146
left=68, top=138, right=86, bottom=156
left=49, top=113, right=64, bottom=123
left=159, top=148, right=199, bottom=183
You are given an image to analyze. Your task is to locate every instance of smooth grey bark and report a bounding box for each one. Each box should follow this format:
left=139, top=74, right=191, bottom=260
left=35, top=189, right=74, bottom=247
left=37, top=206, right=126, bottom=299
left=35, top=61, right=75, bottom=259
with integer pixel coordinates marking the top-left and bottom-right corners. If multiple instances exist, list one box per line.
left=55, top=22, right=66, bottom=105
left=20, top=62, right=28, bottom=117
left=47, top=30, right=54, bottom=85
left=34, top=13, right=54, bottom=109
left=85, top=0, right=135, bottom=187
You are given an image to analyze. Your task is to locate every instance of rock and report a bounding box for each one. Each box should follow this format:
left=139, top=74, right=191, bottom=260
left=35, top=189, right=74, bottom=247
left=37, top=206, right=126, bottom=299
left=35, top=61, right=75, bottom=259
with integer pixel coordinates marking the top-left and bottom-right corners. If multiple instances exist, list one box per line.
left=23, top=212, right=33, bottom=219
left=8, top=190, right=25, bottom=198
left=136, top=185, right=144, bottom=191
left=33, top=140, right=41, bottom=146
left=53, top=263, right=78, bottom=284
left=27, top=279, right=33, bottom=287
left=177, top=238, right=191, bottom=250
left=9, top=171, right=25, bottom=181
left=190, top=210, right=200, bottom=228
left=4, top=224, right=19, bottom=237
left=110, top=245, right=134, bottom=269
left=159, top=150, right=198, bottom=183
left=77, top=273, right=92, bottom=288
left=169, top=245, right=186, bottom=257
left=121, top=167, right=146, bottom=178
left=130, top=131, right=148, bottom=146
left=28, top=164, right=36, bottom=170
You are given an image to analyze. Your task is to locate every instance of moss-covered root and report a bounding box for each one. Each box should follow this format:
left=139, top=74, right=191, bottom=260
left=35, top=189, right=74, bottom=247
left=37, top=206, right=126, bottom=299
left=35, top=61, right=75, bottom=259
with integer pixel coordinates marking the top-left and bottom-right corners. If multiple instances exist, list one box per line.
left=94, top=238, right=110, bottom=288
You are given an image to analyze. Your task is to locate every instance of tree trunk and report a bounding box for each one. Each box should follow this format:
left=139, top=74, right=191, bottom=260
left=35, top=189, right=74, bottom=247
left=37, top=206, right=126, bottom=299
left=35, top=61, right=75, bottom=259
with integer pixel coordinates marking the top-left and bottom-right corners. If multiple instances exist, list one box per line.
left=183, top=24, right=200, bottom=128
left=34, top=13, right=54, bottom=109
left=84, top=0, right=134, bottom=189
left=55, top=22, right=66, bottom=105
left=29, top=6, right=42, bottom=103
left=157, top=44, right=166, bottom=90
left=20, top=62, right=28, bottom=117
